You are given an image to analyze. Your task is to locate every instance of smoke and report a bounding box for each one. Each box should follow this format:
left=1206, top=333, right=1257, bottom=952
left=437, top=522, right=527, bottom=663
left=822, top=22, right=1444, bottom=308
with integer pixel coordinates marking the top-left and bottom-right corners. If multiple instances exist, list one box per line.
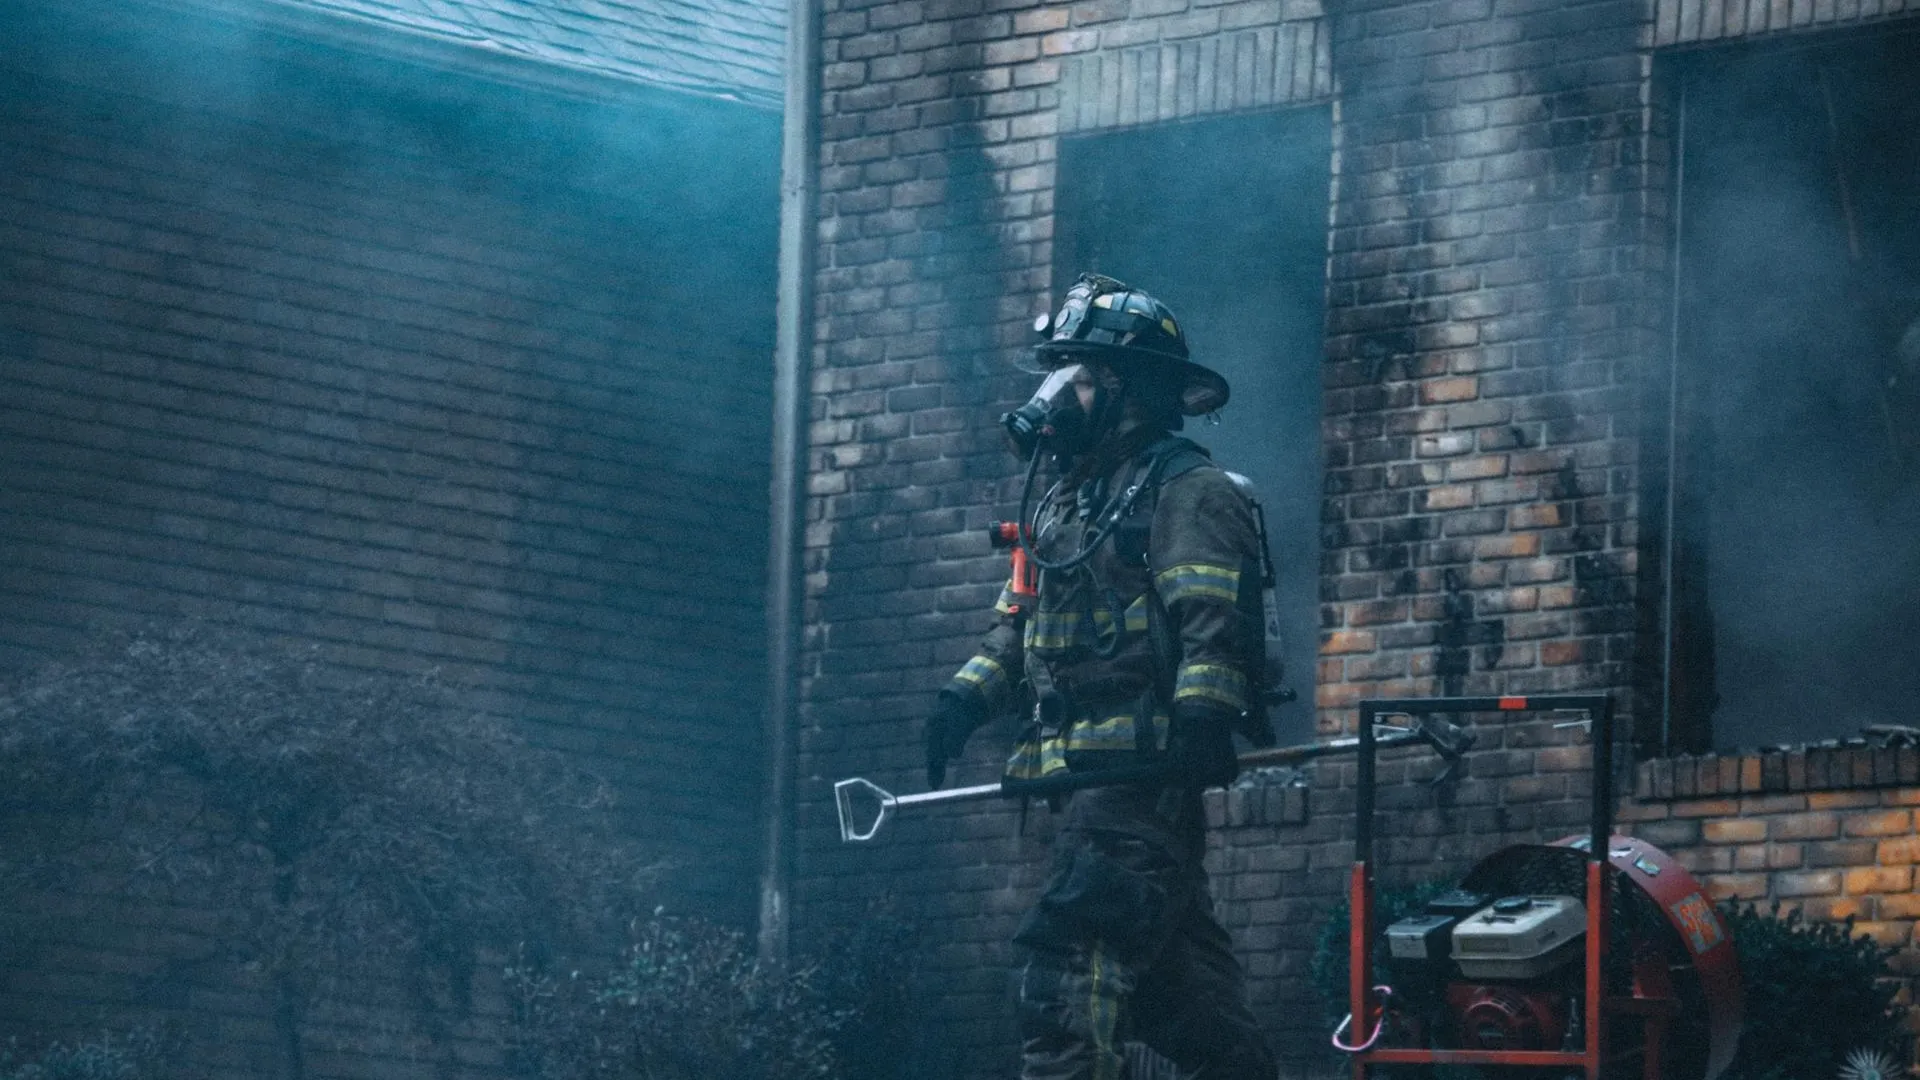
left=3, top=0, right=781, bottom=415
left=1674, top=33, right=1920, bottom=750
left=1053, top=107, right=1335, bottom=745
left=0, top=0, right=783, bottom=925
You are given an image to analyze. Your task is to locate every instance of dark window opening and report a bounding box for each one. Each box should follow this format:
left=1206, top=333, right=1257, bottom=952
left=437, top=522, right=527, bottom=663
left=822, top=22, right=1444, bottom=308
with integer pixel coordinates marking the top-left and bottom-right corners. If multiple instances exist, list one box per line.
left=1659, top=30, right=1920, bottom=755
left=1055, top=108, right=1332, bottom=747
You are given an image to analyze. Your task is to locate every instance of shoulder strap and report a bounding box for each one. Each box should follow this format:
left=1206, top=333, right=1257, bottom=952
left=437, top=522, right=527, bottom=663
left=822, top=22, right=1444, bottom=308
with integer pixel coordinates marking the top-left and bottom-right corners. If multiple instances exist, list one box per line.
left=1122, top=437, right=1215, bottom=712
left=1141, top=435, right=1212, bottom=486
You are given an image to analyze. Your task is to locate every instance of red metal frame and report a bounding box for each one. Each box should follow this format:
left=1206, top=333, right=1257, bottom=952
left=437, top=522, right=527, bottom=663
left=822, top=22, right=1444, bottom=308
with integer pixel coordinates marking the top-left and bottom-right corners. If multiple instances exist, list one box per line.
left=1344, top=694, right=1630, bottom=1080
left=1571, top=834, right=1744, bottom=1079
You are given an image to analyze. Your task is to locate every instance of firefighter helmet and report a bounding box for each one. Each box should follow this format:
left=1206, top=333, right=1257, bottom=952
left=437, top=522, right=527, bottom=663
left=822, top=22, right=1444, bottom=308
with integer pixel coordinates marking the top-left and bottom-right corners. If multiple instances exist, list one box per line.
left=1022, top=273, right=1230, bottom=416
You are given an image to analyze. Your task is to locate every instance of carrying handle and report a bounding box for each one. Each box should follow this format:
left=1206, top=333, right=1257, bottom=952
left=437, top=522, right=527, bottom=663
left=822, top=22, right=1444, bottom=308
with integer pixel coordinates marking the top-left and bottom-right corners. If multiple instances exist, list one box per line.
left=835, top=772, right=1150, bottom=842
left=1331, top=986, right=1394, bottom=1053
left=834, top=778, right=896, bottom=843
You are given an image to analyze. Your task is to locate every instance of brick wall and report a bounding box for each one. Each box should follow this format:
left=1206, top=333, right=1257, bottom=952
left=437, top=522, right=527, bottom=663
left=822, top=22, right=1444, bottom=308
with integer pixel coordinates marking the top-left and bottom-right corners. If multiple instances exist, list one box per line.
left=1620, top=747, right=1920, bottom=1052
left=796, top=0, right=1665, bottom=1070
left=1624, top=746, right=1920, bottom=946
left=1653, top=0, right=1920, bottom=45
left=1652, top=791, right=1920, bottom=945
left=796, top=0, right=1920, bottom=1073
left=797, top=0, right=1066, bottom=1072
left=1053, top=1, right=1332, bottom=132
left=1317, top=0, right=1661, bottom=738
left=0, top=2, right=778, bottom=1073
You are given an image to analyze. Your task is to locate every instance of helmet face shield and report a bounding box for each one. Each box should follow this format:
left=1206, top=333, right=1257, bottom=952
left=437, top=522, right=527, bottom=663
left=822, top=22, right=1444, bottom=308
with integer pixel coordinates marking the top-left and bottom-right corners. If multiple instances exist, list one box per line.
left=1030, top=365, right=1083, bottom=410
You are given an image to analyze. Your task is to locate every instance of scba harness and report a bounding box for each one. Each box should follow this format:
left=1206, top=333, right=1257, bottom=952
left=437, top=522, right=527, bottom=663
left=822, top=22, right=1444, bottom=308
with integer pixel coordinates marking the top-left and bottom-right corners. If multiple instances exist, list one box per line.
left=1002, top=435, right=1281, bottom=791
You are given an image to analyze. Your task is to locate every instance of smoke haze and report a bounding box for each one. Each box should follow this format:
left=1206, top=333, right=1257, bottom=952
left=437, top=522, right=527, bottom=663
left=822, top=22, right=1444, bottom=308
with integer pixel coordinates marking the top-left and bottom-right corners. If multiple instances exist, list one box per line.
left=1675, top=30, right=1920, bottom=750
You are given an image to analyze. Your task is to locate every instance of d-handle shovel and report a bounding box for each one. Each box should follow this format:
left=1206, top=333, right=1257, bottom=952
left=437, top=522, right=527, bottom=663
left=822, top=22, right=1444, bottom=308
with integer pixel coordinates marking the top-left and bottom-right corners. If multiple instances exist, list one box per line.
left=834, top=716, right=1473, bottom=843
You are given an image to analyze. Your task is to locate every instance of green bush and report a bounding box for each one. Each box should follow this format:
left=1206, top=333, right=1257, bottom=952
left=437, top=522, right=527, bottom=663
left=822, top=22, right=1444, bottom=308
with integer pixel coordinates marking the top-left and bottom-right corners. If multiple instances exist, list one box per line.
left=809, top=898, right=928, bottom=1080
left=1308, top=880, right=1451, bottom=1030
left=1717, top=903, right=1907, bottom=1080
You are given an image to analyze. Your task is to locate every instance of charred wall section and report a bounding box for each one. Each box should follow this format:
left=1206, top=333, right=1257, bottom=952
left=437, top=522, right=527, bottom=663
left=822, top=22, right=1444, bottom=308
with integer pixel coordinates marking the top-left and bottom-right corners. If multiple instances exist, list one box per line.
left=1317, top=0, right=1659, bottom=735
left=796, top=0, right=1920, bottom=1075
left=795, top=0, right=1059, bottom=1064
left=796, top=0, right=1665, bottom=1070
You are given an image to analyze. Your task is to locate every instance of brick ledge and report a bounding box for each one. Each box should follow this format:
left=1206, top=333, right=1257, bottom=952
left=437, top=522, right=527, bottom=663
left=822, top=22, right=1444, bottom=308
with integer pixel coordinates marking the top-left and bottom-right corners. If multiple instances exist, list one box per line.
left=1204, top=775, right=1311, bottom=829
left=1636, top=743, right=1920, bottom=800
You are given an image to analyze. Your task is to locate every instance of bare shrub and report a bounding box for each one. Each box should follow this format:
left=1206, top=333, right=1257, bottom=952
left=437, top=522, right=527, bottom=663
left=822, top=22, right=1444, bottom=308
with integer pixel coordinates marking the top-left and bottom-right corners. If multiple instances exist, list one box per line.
left=505, top=899, right=928, bottom=1080
left=0, top=623, right=655, bottom=1079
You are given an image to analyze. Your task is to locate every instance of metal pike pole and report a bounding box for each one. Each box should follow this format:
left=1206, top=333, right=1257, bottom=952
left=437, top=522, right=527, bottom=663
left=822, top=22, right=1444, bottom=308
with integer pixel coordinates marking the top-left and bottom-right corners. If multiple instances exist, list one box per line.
left=833, top=717, right=1473, bottom=842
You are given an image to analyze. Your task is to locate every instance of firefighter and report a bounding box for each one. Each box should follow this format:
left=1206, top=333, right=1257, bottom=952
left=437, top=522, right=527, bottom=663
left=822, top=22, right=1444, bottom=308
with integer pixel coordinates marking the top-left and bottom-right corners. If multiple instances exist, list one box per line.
left=925, top=273, right=1278, bottom=1080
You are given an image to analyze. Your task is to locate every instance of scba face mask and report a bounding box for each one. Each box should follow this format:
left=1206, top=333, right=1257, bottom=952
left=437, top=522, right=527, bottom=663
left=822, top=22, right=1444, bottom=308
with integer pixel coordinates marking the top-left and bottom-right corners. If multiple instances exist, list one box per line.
left=1000, top=364, right=1101, bottom=462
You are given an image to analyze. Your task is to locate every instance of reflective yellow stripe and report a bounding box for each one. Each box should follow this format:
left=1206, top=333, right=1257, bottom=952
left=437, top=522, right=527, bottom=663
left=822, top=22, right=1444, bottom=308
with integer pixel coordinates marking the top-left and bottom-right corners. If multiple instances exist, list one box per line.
left=1089, top=595, right=1150, bottom=636
left=1065, top=713, right=1138, bottom=753
left=1029, top=596, right=1148, bottom=652
left=1063, top=710, right=1169, bottom=753
left=952, top=655, right=1005, bottom=697
left=1005, top=733, right=1068, bottom=780
left=1155, top=562, right=1240, bottom=605
left=1008, top=707, right=1175, bottom=776
left=1026, top=607, right=1085, bottom=651
left=1174, top=662, right=1249, bottom=711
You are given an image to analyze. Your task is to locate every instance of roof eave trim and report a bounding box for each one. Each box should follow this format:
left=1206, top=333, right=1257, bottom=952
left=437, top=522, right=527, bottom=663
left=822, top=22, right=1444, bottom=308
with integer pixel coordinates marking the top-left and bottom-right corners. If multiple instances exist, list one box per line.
left=130, top=0, right=784, bottom=112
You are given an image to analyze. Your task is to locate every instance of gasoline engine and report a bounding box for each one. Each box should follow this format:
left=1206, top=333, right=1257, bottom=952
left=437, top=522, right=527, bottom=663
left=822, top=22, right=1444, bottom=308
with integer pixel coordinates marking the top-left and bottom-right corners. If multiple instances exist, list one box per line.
left=1385, top=888, right=1587, bottom=1056
left=1364, top=838, right=1743, bottom=1079
left=1335, top=695, right=1744, bottom=1080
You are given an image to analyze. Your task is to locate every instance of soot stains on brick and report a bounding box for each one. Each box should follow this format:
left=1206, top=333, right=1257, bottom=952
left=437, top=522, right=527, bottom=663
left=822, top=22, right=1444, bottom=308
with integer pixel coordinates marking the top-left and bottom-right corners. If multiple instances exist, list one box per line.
left=796, top=0, right=1920, bottom=1073
left=1435, top=566, right=1505, bottom=693
left=927, top=123, right=1005, bottom=383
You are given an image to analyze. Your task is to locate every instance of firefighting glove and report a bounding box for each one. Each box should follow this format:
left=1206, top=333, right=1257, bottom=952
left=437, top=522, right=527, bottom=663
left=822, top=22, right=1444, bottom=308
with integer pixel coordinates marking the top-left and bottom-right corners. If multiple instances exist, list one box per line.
left=926, top=690, right=986, bottom=790
left=1167, top=699, right=1240, bottom=789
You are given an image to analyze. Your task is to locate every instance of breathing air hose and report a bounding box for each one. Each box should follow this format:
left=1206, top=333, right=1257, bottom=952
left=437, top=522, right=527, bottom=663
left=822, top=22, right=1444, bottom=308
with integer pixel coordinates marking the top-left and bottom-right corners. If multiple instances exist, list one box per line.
left=1014, top=438, right=1172, bottom=575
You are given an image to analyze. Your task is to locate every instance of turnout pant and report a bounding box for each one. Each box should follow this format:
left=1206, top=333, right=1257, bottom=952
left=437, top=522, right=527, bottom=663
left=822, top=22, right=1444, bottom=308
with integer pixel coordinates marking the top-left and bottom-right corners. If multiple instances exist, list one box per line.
left=1014, top=784, right=1276, bottom=1080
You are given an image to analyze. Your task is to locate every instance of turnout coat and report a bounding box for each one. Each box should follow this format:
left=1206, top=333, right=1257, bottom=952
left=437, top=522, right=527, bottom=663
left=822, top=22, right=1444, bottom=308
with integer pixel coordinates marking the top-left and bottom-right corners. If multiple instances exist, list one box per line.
left=941, top=434, right=1266, bottom=785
